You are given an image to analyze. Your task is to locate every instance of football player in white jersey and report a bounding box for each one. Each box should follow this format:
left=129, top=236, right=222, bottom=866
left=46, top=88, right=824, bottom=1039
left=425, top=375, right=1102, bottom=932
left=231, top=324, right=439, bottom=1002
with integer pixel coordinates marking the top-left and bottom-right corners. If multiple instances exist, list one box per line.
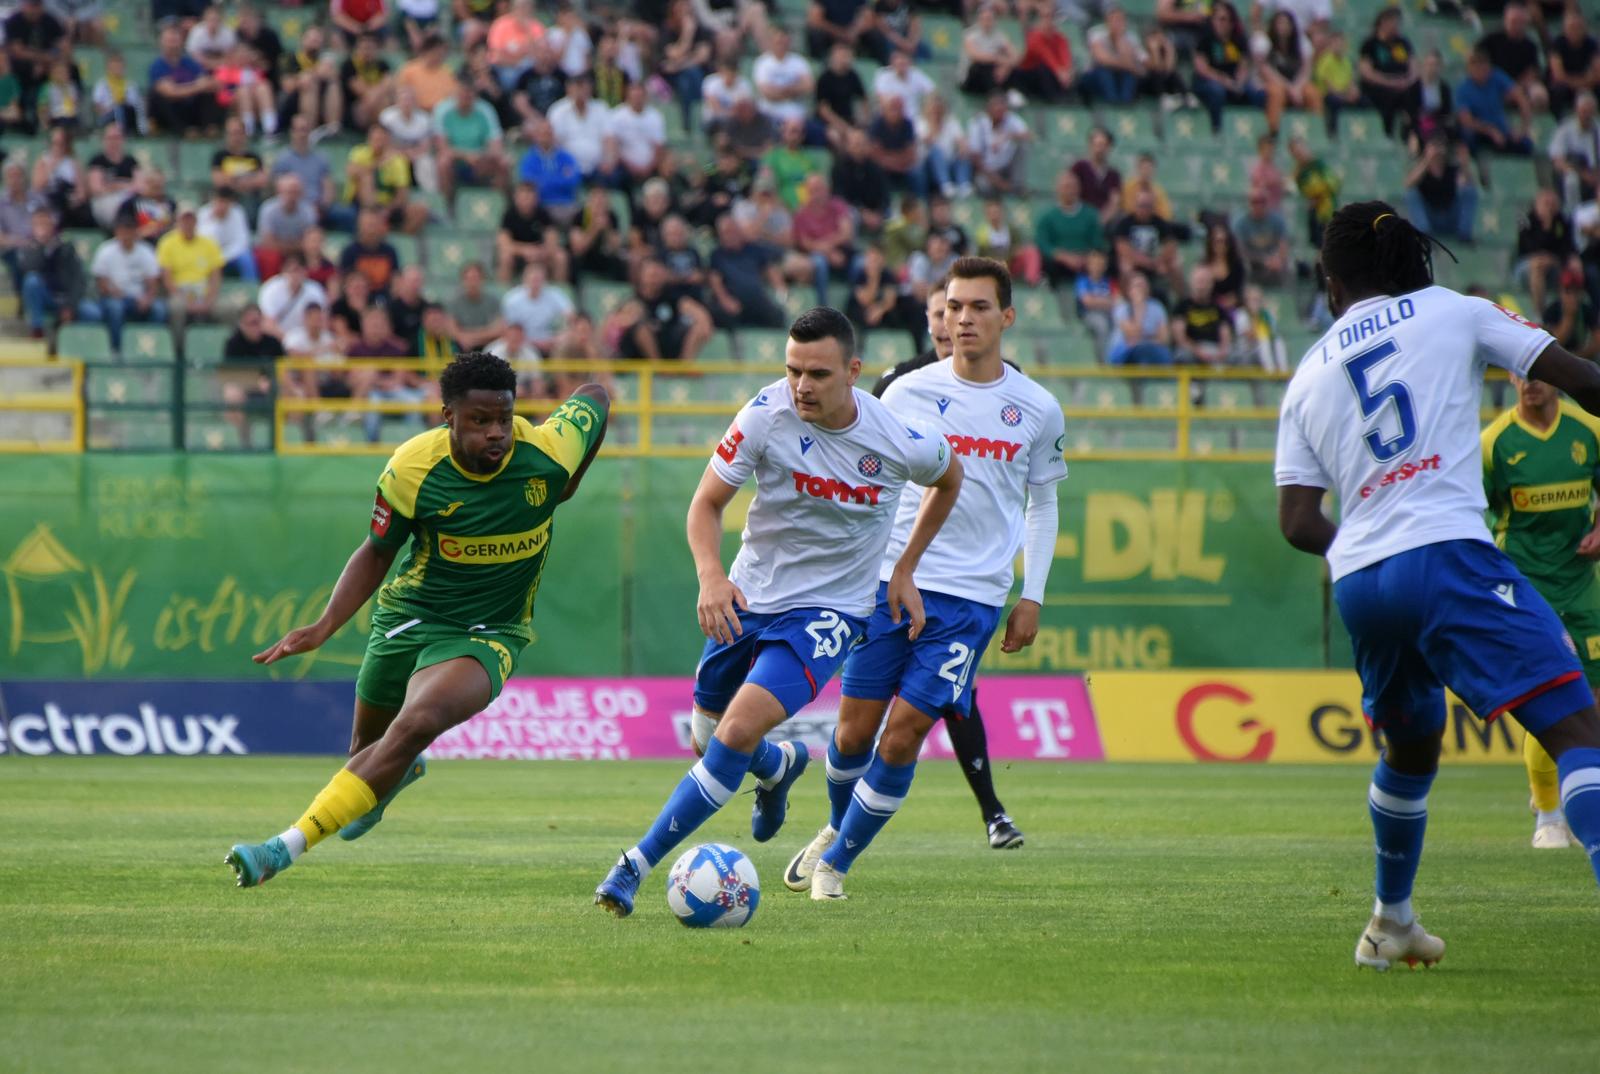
left=1275, top=201, right=1600, bottom=969
left=784, top=257, right=1068, bottom=901
left=595, top=307, right=964, bottom=918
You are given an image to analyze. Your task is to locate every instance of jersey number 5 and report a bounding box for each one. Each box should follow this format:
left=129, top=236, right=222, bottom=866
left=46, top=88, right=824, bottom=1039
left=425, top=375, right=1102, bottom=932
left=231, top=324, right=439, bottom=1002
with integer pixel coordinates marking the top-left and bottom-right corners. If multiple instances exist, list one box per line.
left=1343, top=339, right=1417, bottom=462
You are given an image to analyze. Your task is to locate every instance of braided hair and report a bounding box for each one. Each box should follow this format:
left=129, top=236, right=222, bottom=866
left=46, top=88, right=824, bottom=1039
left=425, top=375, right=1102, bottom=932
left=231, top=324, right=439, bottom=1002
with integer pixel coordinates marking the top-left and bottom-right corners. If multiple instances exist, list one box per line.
left=440, top=350, right=517, bottom=405
left=1321, top=200, right=1454, bottom=305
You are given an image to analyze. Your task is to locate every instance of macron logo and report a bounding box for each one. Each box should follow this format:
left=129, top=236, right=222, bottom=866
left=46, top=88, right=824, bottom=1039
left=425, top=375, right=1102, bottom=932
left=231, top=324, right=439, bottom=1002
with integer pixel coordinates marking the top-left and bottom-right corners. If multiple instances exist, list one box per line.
left=800, top=436, right=814, bottom=455
left=1493, top=584, right=1516, bottom=607
left=792, top=471, right=883, bottom=505
left=936, top=397, right=951, bottom=415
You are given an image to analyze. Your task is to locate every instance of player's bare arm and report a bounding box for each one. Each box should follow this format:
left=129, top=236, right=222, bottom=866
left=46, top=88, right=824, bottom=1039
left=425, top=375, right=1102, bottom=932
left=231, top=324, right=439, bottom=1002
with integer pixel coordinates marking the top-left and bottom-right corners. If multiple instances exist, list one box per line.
left=1278, top=484, right=1336, bottom=556
left=886, top=453, right=964, bottom=640
left=254, top=538, right=399, bottom=665
left=686, top=466, right=748, bottom=644
left=1529, top=342, right=1600, bottom=416
left=558, top=382, right=611, bottom=503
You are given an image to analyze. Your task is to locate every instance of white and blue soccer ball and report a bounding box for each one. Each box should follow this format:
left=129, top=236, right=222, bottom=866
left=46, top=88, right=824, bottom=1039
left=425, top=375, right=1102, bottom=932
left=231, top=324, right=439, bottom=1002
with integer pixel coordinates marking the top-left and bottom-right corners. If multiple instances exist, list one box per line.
left=665, top=843, right=760, bottom=928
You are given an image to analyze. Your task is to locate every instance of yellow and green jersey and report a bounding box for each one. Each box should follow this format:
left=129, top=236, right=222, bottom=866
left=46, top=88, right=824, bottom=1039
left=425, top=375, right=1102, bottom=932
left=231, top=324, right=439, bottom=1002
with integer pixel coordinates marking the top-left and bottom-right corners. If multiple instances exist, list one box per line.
left=368, top=397, right=605, bottom=641
left=1482, top=402, right=1600, bottom=608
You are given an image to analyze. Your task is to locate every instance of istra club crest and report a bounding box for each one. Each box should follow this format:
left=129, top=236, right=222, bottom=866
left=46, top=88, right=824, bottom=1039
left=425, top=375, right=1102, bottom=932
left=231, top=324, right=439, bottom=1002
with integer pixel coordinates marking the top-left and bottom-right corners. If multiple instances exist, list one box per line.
left=525, top=477, right=548, bottom=506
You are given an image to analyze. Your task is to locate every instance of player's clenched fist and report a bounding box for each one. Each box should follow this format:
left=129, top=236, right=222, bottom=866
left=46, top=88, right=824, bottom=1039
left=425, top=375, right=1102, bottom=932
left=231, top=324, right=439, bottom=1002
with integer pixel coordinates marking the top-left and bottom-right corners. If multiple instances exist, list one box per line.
left=696, top=575, right=748, bottom=644
left=1000, top=599, right=1041, bottom=653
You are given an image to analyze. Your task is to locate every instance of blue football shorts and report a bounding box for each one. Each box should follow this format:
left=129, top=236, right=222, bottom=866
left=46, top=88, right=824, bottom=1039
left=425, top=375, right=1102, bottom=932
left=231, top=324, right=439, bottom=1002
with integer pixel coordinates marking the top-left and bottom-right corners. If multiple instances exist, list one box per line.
left=1333, top=538, right=1592, bottom=740
left=694, top=606, right=866, bottom=718
left=839, top=581, right=1003, bottom=720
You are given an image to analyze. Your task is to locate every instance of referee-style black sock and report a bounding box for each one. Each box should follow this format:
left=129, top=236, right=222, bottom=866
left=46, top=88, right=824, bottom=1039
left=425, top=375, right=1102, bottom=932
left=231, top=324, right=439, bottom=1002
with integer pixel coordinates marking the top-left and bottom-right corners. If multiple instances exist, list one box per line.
left=947, top=690, right=1006, bottom=821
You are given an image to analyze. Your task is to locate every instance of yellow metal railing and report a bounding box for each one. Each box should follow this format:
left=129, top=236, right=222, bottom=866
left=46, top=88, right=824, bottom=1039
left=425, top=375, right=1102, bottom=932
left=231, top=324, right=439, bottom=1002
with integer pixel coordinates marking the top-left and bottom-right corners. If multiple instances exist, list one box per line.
left=0, top=359, right=84, bottom=453
left=272, top=359, right=1294, bottom=461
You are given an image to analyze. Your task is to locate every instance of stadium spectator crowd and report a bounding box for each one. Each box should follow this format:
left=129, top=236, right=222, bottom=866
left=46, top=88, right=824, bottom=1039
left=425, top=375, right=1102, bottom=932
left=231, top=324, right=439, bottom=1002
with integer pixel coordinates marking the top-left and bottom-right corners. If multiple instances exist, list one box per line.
left=0, top=0, right=1597, bottom=445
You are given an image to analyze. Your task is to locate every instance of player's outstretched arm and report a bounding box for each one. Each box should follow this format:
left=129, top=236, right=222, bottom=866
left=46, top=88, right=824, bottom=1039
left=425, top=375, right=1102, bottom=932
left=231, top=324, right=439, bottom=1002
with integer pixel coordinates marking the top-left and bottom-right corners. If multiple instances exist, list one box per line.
left=558, top=382, right=611, bottom=503
left=686, top=466, right=748, bottom=644
left=1278, top=485, right=1337, bottom=557
left=1529, top=343, right=1600, bottom=417
left=253, top=539, right=399, bottom=665
left=887, top=454, right=965, bottom=641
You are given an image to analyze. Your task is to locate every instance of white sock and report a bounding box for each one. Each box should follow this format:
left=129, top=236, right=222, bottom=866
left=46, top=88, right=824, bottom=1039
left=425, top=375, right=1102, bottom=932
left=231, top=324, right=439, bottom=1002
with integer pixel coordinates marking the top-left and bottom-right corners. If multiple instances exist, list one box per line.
left=1536, top=809, right=1566, bottom=827
left=624, top=846, right=652, bottom=878
left=279, top=827, right=307, bottom=861
left=263, top=109, right=279, bottom=135
left=242, top=113, right=256, bottom=136
left=1375, top=896, right=1414, bottom=926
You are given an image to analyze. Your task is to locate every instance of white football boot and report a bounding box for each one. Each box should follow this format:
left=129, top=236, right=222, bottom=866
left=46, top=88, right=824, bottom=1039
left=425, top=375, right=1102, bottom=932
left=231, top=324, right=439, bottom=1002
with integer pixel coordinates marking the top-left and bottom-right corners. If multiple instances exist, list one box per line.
left=1354, top=914, right=1445, bottom=971
left=1532, top=817, right=1575, bottom=849
left=783, top=825, right=836, bottom=892
left=810, top=859, right=848, bottom=901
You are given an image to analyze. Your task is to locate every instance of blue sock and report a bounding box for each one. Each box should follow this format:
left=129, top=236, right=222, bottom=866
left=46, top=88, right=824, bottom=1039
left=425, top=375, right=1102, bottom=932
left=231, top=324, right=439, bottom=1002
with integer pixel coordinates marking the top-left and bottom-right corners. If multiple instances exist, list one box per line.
left=821, top=754, right=917, bottom=874
left=629, top=738, right=750, bottom=872
left=825, top=733, right=872, bottom=832
left=1367, top=759, right=1435, bottom=918
left=1557, top=746, right=1600, bottom=884
left=748, top=738, right=787, bottom=787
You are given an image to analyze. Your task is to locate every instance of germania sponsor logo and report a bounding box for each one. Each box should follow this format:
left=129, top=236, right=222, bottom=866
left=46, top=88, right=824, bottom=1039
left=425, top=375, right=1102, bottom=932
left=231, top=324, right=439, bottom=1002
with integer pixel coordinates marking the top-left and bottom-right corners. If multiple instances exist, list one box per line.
left=0, top=702, right=246, bottom=756
left=792, top=471, right=883, bottom=505
left=1510, top=480, right=1590, bottom=512
left=437, top=522, right=550, bottom=564
left=1358, top=454, right=1441, bottom=499
left=716, top=424, right=744, bottom=463
left=946, top=434, right=1023, bottom=461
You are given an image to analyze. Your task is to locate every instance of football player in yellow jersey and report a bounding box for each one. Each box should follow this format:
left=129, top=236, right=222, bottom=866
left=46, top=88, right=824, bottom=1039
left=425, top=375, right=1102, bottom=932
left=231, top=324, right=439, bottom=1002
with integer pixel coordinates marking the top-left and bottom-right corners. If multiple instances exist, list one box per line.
left=226, top=352, right=608, bottom=887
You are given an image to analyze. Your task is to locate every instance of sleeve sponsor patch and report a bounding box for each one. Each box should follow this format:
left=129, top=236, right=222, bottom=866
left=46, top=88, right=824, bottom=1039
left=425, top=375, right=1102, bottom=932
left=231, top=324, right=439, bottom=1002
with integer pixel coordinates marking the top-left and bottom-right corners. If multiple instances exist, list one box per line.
left=716, top=423, right=745, bottom=463
left=371, top=492, right=393, bottom=537
left=1493, top=303, right=1539, bottom=330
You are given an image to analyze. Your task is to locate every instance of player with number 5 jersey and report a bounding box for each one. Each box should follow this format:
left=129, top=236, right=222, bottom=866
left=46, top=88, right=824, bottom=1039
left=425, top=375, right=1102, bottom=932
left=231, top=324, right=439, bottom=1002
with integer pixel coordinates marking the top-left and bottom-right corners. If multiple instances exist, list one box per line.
left=595, top=307, right=964, bottom=918
left=1275, top=201, right=1600, bottom=971
left=786, top=257, right=1067, bottom=901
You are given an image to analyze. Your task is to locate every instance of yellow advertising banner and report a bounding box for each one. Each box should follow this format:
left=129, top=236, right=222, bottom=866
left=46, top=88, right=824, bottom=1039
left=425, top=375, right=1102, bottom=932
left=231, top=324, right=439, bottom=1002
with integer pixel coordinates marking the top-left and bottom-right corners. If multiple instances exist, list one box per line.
left=1090, top=671, right=1525, bottom=764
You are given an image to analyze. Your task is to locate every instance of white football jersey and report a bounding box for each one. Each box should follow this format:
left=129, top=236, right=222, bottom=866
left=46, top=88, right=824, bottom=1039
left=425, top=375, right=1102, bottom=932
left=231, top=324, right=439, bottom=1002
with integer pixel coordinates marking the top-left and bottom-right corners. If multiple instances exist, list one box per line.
left=710, top=380, right=951, bottom=617
left=1275, top=285, right=1554, bottom=581
left=879, top=361, right=1068, bottom=607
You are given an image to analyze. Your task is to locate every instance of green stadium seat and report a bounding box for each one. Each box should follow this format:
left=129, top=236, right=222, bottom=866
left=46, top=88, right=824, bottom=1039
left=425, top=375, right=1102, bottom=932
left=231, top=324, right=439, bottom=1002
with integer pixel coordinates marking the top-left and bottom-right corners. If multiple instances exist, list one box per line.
left=178, top=141, right=217, bottom=184
left=182, top=324, right=232, bottom=366
left=429, top=232, right=494, bottom=277
left=582, top=281, right=634, bottom=320
left=736, top=328, right=789, bottom=364
left=56, top=323, right=114, bottom=362
left=699, top=331, right=736, bottom=361
left=64, top=229, right=101, bottom=265
left=122, top=324, right=177, bottom=362
left=864, top=331, right=917, bottom=369
left=456, top=189, right=506, bottom=230
left=390, top=233, right=421, bottom=268
left=84, top=363, right=175, bottom=406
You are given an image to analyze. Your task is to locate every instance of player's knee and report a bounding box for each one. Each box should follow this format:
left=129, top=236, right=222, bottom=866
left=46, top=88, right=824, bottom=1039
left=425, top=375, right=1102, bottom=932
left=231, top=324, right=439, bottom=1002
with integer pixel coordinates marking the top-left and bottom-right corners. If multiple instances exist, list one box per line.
left=1534, top=705, right=1600, bottom=760
left=1383, top=732, right=1442, bottom=775
left=878, top=716, right=932, bottom=764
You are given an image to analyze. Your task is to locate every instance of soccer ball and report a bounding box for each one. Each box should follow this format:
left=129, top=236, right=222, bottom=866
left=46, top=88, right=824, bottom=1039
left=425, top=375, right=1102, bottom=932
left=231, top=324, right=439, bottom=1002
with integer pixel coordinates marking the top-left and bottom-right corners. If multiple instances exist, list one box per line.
left=665, top=843, right=760, bottom=928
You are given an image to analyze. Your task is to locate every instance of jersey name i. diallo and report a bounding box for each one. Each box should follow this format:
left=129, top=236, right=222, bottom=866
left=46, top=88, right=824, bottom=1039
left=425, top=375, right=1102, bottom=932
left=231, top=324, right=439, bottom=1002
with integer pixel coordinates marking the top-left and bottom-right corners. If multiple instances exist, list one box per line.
left=367, top=397, right=605, bottom=640
left=1483, top=402, right=1600, bottom=607
left=1275, top=285, right=1554, bottom=581
left=878, top=360, right=1068, bottom=607
left=711, top=380, right=951, bottom=618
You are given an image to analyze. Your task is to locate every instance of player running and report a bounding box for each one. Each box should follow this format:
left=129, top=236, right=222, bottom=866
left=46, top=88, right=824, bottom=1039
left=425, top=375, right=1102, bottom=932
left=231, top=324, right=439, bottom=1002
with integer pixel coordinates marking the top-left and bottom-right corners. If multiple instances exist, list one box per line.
left=785, top=258, right=1066, bottom=900
left=593, top=307, right=964, bottom=918
left=876, top=273, right=1029, bottom=849
left=225, top=353, right=608, bottom=887
left=1482, top=374, right=1600, bottom=849
left=1275, top=201, right=1600, bottom=970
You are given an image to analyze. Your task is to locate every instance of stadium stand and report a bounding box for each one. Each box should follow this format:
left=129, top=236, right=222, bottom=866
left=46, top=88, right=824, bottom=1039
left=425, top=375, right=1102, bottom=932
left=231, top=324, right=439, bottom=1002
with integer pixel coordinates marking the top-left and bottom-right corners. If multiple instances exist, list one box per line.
left=0, top=0, right=1592, bottom=457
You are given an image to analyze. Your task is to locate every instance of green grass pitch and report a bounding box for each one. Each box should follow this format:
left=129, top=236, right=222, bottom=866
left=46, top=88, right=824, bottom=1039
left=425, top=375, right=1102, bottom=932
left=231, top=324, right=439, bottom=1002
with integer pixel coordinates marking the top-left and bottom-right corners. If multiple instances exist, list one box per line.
left=1, top=758, right=1597, bottom=1073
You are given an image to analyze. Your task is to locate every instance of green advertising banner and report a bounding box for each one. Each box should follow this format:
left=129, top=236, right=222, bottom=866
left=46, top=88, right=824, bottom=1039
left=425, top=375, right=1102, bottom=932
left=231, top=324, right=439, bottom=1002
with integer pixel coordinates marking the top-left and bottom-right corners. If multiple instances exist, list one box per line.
left=0, top=455, right=1333, bottom=681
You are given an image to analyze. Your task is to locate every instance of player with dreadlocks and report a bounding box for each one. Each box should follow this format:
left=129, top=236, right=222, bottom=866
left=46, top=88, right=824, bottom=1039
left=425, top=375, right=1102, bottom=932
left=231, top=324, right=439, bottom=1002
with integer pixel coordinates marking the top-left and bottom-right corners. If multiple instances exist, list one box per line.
left=225, top=353, right=609, bottom=887
left=1275, top=200, right=1600, bottom=968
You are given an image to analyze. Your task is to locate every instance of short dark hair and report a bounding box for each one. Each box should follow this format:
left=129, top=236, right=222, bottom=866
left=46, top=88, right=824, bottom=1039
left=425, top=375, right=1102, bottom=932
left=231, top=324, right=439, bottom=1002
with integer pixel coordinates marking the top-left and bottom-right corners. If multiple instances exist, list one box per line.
left=788, top=306, right=856, bottom=363
left=948, top=256, right=1013, bottom=311
left=440, top=350, right=517, bottom=404
left=281, top=251, right=306, bottom=269
left=1321, top=199, right=1444, bottom=302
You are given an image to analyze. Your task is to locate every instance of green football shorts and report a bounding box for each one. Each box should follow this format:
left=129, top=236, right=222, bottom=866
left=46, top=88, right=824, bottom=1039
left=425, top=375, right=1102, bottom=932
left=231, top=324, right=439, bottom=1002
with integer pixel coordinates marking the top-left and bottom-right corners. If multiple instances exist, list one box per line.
left=355, top=605, right=526, bottom=711
left=1556, top=599, right=1600, bottom=689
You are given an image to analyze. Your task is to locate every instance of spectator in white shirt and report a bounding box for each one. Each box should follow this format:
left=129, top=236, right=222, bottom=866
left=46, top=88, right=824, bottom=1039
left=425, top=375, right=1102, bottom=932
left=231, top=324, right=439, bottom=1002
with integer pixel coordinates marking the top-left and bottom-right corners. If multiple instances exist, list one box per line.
left=88, top=213, right=166, bottom=357
left=500, top=262, right=575, bottom=352
left=186, top=5, right=237, bottom=71
left=258, top=252, right=329, bottom=338
left=609, top=81, right=667, bottom=184
left=379, top=86, right=440, bottom=193
left=967, top=91, right=1031, bottom=196
left=872, top=50, right=935, bottom=118
left=701, top=56, right=754, bottom=136
left=752, top=28, right=815, bottom=127
left=548, top=74, right=616, bottom=178
left=547, top=7, right=594, bottom=79
left=199, top=187, right=258, bottom=283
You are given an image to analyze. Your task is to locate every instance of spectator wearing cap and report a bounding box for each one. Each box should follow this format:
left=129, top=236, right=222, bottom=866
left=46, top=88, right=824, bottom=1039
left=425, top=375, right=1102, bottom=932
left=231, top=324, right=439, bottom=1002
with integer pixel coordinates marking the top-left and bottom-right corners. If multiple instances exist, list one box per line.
left=1549, top=9, right=1600, bottom=121
left=199, top=186, right=258, bottom=283
left=149, top=23, right=223, bottom=135
left=708, top=211, right=788, bottom=329
left=397, top=32, right=459, bottom=113
left=156, top=201, right=225, bottom=333
left=1546, top=262, right=1600, bottom=360
left=1404, top=135, right=1479, bottom=245
left=967, top=91, right=1030, bottom=196
left=1457, top=47, right=1534, bottom=156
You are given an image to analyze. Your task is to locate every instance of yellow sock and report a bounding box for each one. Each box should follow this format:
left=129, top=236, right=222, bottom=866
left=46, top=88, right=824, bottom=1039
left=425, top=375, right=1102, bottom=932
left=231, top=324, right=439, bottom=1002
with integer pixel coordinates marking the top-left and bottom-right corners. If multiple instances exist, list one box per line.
left=293, top=769, right=378, bottom=850
left=1524, top=729, right=1561, bottom=814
